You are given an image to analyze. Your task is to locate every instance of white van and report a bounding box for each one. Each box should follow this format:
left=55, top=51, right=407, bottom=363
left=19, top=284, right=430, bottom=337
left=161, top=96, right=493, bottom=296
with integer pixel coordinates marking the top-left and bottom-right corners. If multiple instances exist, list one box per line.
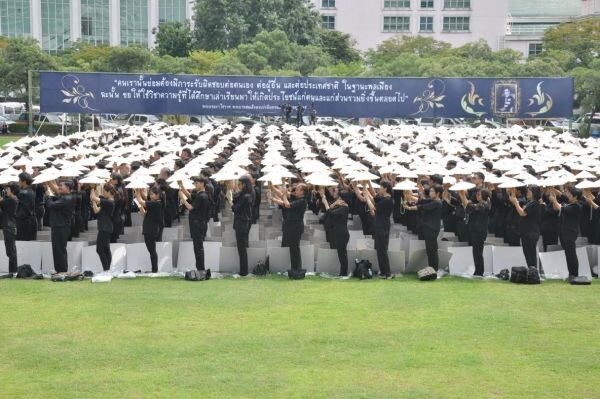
left=0, top=102, right=25, bottom=121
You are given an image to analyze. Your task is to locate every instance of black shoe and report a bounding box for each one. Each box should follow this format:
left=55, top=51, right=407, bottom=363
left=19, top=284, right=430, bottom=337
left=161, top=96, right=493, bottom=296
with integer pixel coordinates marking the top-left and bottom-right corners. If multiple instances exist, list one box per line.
left=0, top=273, right=14, bottom=279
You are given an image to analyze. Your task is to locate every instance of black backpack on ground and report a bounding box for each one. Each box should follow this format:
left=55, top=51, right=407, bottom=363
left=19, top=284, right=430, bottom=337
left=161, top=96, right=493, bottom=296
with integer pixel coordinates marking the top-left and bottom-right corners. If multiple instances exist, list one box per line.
left=496, top=269, right=510, bottom=281
left=185, top=269, right=211, bottom=281
left=16, top=265, right=36, bottom=279
left=252, top=257, right=270, bottom=276
left=526, top=267, right=541, bottom=285
left=352, top=259, right=373, bottom=280
left=288, top=268, right=306, bottom=280
left=510, top=267, right=528, bottom=284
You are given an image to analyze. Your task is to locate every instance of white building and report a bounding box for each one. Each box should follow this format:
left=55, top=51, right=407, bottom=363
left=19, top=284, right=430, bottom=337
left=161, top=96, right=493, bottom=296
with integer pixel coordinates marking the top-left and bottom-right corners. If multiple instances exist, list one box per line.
left=310, top=0, right=597, bottom=56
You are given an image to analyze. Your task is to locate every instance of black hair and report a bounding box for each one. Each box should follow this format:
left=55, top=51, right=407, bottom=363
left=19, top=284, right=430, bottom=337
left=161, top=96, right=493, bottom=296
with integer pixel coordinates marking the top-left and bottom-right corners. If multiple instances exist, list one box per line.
left=7, top=182, right=19, bottom=196
left=474, top=172, right=485, bottom=181
left=431, top=184, right=443, bottom=197
left=174, top=159, right=185, bottom=169
left=430, top=174, right=443, bottom=185
left=61, top=180, right=74, bottom=191
left=110, top=173, right=123, bottom=185
left=103, top=183, right=119, bottom=200
left=479, top=189, right=490, bottom=202
left=148, top=186, right=162, bottom=200
left=528, top=185, right=542, bottom=201
left=18, top=172, right=33, bottom=186
left=567, top=186, right=582, bottom=200
left=380, top=180, right=393, bottom=196
left=239, top=175, right=255, bottom=202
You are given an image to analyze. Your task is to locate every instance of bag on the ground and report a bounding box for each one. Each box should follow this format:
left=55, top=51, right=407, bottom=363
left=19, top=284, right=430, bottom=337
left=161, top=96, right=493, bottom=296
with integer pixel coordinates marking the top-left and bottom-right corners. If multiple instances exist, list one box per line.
left=569, top=276, right=591, bottom=285
left=288, top=268, right=306, bottom=280
left=418, top=267, right=437, bottom=281
left=185, top=269, right=211, bottom=281
left=496, top=269, right=510, bottom=281
left=16, top=265, right=35, bottom=279
left=510, top=267, right=528, bottom=284
left=51, top=273, right=66, bottom=282
left=65, top=272, right=83, bottom=281
left=252, top=257, right=270, bottom=276
left=352, top=259, right=373, bottom=280
left=526, top=266, right=541, bottom=285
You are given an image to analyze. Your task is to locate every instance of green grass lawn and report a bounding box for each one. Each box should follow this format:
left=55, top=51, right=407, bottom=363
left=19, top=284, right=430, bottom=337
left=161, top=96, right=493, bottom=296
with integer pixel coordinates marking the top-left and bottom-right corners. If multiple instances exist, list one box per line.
left=0, top=275, right=598, bottom=398
left=0, top=135, right=18, bottom=148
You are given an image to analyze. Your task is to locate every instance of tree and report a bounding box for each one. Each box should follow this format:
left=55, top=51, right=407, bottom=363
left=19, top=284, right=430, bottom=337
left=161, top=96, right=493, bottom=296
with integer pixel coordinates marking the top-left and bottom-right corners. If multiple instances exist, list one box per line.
left=543, top=19, right=600, bottom=68
left=367, top=35, right=451, bottom=65
left=453, top=39, right=494, bottom=61
left=193, top=0, right=320, bottom=50
left=153, top=21, right=194, bottom=58
left=150, top=55, right=196, bottom=74
left=189, top=50, right=227, bottom=74
left=57, top=42, right=111, bottom=71
left=0, top=37, right=57, bottom=95
left=211, top=54, right=252, bottom=75
left=317, top=29, right=361, bottom=64
left=292, top=45, right=331, bottom=76
left=572, top=61, right=600, bottom=136
left=107, top=46, right=153, bottom=73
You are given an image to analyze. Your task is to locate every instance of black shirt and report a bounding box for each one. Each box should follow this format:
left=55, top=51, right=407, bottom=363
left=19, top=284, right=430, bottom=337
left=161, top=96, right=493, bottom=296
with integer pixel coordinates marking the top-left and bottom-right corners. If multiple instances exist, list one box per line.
left=1, top=197, right=18, bottom=230
left=189, top=191, right=210, bottom=222
left=326, top=204, right=349, bottom=233
left=284, top=197, right=307, bottom=224
left=16, top=187, right=35, bottom=220
left=559, top=202, right=581, bottom=241
left=143, top=200, right=163, bottom=236
left=47, top=194, right=76, bottom=228
left=417, top=198, right=442, bottom=234
left=97, top=198, right=115, bottom=233
left=373, top=195, right=393, bottom=231
left=520, top=200, right=541, bottom=236
left=467, top=202, right=490, bottom=237
left=232, top=192, right=253, bottom=223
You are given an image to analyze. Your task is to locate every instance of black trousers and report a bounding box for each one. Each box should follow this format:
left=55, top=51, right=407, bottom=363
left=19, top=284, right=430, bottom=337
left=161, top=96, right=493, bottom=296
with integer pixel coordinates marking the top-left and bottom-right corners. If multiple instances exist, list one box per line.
left=144, top=233, right=159, bottom=273
left=235, top=225, right=250, bottom=276
left=542, top=230, right=558, bottom=251
left=373, top=228, right=390, bottom=276
left=423, top=230, right=439, bottom=271
left=190, top=220, right=207, bottom=271
left=17, top=218, right=37, bottom=241
left=51, top=226, right=70, bottom=273
left=456, top=219, right=470, bottom=243
left=36, top=207, right=45, bottom=232
left=521, top=234, right=539, bottom=268
left=110, top=217, right=123, bottom=243
left=96, top=230, right=112, bottom=271
left=3, top=228, right=17, bottom=273
left=559, top=235, right=578, bottom=277
left=283, top=221, right=303, bottom=271
left=471, top=235, right=486, bottom=276
left=330, top=230, right=350, bottom=276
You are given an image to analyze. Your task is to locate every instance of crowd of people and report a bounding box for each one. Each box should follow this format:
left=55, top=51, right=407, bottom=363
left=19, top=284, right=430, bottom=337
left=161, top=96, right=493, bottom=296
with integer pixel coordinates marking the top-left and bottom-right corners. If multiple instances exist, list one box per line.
left=0, top=121, right=598, bottom=281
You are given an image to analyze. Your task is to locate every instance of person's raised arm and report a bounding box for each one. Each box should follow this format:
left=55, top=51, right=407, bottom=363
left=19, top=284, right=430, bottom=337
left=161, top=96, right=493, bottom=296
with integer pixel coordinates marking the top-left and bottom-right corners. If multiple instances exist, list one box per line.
left=135, top=189, right=146, bottom=208
left=319, top=188, right=330, bottom=211
left=178, top=190, right=193, bottom=211
left=178, top=180, right=191, bottom=199
left=509, top=190, right=527, bottom=217
left=366, top=180, right=376, bottom=198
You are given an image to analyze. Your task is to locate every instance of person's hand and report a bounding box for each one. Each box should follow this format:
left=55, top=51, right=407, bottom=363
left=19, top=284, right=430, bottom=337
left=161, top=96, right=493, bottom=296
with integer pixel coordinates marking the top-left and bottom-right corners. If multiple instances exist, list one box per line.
left=177, top=180, right=183, bottom=188
left=318, top=187, right=325, bottom=196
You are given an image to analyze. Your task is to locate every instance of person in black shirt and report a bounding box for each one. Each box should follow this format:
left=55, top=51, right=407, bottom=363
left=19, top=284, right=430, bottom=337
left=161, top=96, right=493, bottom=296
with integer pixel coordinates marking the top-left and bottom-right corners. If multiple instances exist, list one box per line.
left=0, top=183, right=19, bottom=276
left=549, top=187, right=582, bottom=278
left=510, top=185, right=542, bottom=268
left=16, top=172, right=37, bottom=241
left=45, top=180, right=76, bottom=274
left=231, top=176, right=254, bottom=276
left=271, top=182, right=308, bottom=272
left=110, top=173, right=125, bottom=243
left=91, top=184, right=117, bottom=272
left=251, top=172, right=261, bottom=224
left=461, top=189, right=490, bottom=277
left=540, top=193, right=559, bottom=251
left=405, top=185, right=443, bottom=271
left=364, top=180, right=394, bottom=279
left=179, top=177, right=210, bottom=271
left=583, top=188, right=600, bottom=245
left=320, top=186, right=350, bottom=276
left=136, top=187, right=163, bottom=273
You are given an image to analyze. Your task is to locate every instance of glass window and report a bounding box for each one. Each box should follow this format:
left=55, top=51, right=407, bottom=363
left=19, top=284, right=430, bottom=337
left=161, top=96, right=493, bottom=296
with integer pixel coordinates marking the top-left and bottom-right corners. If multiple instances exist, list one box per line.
left=528, top=43, right=543, bottom=56
left=159, top=0, right=187, bottom=24
left=420, top=0, right=434, bottom=8
left=444, top=0, right=470, bottom=9
left=121, top=0, right=149, bottom=46
left=419, top=16, right=433, bottom=32
left=442, top=16, right=470, bottom=31
left=321, top=15, right=335, bottom=29
left=321, top=0, right=336, bottom=8
left=383, top=16, right=410, bottom=32
left=81, top=0, right=110, bottom=45
left=41, top=0, right=71, bottom=53
left=384, top=0, right=411, bottom=9
left=0, top=0, right=31, bottom=38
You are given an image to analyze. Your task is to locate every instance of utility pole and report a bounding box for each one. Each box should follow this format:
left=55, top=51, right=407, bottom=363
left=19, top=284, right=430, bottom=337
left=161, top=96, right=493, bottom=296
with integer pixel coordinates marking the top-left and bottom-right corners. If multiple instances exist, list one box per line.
left=27, top=70, right=34, bottom=135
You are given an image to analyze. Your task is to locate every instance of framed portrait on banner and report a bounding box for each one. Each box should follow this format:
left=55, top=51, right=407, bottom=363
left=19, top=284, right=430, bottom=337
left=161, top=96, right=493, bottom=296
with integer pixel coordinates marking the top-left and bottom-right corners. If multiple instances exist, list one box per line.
left=492, top=81, right=520, bottom=117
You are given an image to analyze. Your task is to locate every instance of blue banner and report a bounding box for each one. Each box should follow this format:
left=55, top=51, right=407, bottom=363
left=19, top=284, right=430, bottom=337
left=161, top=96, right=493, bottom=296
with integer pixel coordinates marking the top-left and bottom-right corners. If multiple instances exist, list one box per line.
left=40, top=72, right=573, bottom=119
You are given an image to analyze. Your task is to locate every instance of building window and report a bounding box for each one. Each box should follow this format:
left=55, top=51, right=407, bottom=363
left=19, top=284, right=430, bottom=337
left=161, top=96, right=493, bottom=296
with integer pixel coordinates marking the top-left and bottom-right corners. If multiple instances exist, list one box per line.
left=419, top=16, right=433, bottom=32
left=0, top=0, right=31, bottom=38
left=529, top=43, right=543, bottom=56
left=121, top=0, right=149, bottom=46
left=41, top=0, right=71, bottom=53
left=322, top=15, right=335, bottom=30
left=383, top=16, right=410, bottom=32
left=159, top=0, right=187, bottom=24
left=442, top=16, right=470, bottom=32
left=322, top=0, right=336, bottom=8
left=444, top=0, right=470, bottom=9
left=81, top=0, right=110, bottom=46
left=384, top=0, right=411, bottom=9
left=420, top=0, right=434, bottom=9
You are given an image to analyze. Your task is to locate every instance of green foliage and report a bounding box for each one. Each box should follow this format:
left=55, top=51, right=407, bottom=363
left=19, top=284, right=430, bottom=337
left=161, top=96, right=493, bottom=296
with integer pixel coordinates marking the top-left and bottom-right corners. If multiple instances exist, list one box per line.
left=107, top=46, right=153, bottom=73
left=150, top=55, right=196, bottom=74
left=543, top=18, right=600, bottom=68
left=317, top=29, right=361, bottom=64
left=313, top=62, right=366, bottom=77
left=193, top=0, right=320, bottom=50
left=153, top=21, right=194, bottom=58
left=211, top=54, right=252, bottom=76
left=189, top=50, right=227, bottom=74
left=0, top=37, right=57, bottom=95
left=56, top=42, right=111, bottom=72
